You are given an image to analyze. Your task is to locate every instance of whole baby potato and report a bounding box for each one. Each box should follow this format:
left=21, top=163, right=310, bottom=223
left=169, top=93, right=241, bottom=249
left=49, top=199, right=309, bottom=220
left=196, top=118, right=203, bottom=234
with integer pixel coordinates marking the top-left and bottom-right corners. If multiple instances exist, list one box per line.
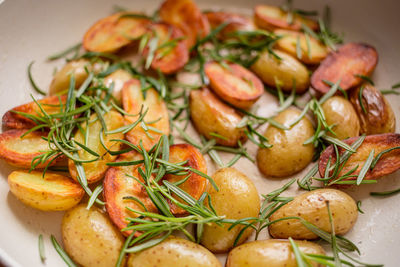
left=257, top=108, right=314, bottom=177
left=200, top=167, right=260, bottom=253
left=251, top=49, right=310, bottom=93
left=269, top=189, right=358, bottom=239
left=321, top=96, right=360, bottom=140
left=226, top=239, right=325, bottom=267
left=62, top=204, right=125, bottom=267
left=127, top=236, right=221, bottom=267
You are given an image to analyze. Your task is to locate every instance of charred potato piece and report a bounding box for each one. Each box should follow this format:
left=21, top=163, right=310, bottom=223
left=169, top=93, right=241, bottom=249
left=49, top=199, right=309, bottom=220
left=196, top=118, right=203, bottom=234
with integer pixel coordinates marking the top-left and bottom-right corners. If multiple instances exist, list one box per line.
left=311, top=43, right=378, bottom=94
left=205, top=61, right=264, bottom=109
left=350, top=84, right=396, bottom=134
left=319, top=133, right=400, bottom=182
left=275, top=29, right=328, bottom=64
left=190, top=88, right=247, bottom=147
left=159, top=0, right=210, bottom=48
left=8, top=170, right=84, bottom=211
left=68, top=111, right=124, bottom=184
left=254, top=5, right=318, bottom=31
left=83, top=12, right=150, bottom=53
left=269, top=189, right=358, bottom=239
left=205, top=11, right=254, bottom=39
left=122, top=79, right=170, bottom=151
left=103, top=69, right=133, bottom=104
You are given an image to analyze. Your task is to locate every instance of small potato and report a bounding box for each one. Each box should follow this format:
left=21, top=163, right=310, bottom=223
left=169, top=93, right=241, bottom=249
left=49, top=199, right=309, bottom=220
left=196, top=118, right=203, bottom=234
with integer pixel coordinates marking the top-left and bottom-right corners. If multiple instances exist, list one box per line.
left=8, top=170, right=84, bottom=211
left=127, top=236, right=221, bottom=267
left=350, top=84, right=396, bottom=135
left=68, top=110, right=124, bottom=184
left=122, top=79, right=170, bottom=151
left=254, top=5, right=318, bottom=31
left=311, top=43, right=378, bottom=94
left=257, top=108, right=314, bottom=177
left=103, top=69, right=133, bottom=103
left=190, top=88, right=247, bottom=147
left=205, top=11, right=254, bottom=39
left=62, top=204, right=125, bottom=267
left=2, top=95, right=67, bottom=129
left=275, top=29, right=328, bottom=64
left=83, top=12, right=150, bottom=52
left=251, top=49, right=310, bottom=93
left=321, top=96, right=360, bottom=140
left=205, top=61, right=264, bottom=109
left=227, top=239, right=325, bottom=267
left=159, top=0, right=210, bottom=48
left=200, top=167, right=260, bottom=253
left=269, top=189, right=358, bottom=239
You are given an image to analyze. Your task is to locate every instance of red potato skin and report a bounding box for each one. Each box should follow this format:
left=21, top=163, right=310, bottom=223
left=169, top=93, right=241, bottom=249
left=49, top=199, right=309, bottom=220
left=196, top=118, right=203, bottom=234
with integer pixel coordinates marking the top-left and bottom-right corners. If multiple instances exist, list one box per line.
left=311, top=43, right=378, bottom=94
left=205, top=12, right=254, bottom=38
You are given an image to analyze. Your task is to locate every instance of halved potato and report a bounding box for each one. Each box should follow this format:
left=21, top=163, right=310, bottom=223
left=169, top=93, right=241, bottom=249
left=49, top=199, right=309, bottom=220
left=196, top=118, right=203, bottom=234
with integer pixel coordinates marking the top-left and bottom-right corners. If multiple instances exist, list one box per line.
left=8, top=170, right=84, bottom=211
left=122, top=79, right=170, bottom=151
left=205, top=11, right=254, bottom=39
left=311, top=43, right=378, bottom=94
left=2, top=95, right=67, bottom=129
left=143, top=23, right=189, bottom=74
left=190, top=88, right=247, bottom=147
left=275, top=29, right=328, bottom=64
left=103, top=69, right=133, bottom=103
left=159, top=0, right=210, bottom=48
left=68, top=110, right=124, bottom=184
left=254, top=5, right=318, bottom=31
left=205, top=61, right=264, bottom=109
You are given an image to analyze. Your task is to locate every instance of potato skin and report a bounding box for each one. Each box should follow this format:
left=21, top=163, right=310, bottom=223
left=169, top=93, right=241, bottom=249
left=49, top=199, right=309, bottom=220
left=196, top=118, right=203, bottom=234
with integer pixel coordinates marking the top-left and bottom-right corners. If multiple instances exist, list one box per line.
left=350, top=84, right=396, bottom=135
left=8, top=171, right=84, bottom=211
left=62, top=204, right=125, bottom=267
left=227, top=239, right=325, bottom=267
left=321, top=96, right=360, bottom=140
left=200, top=167, right=260, bottom=253
left=257, top=108, right=314, bottom=177
left=269, top=189, right=358, bottom=239
left=127, top=236, right=221, bottom=267
left=251, top=49, right=310, bottom=93
left=190, top=88, right=247, bottom=147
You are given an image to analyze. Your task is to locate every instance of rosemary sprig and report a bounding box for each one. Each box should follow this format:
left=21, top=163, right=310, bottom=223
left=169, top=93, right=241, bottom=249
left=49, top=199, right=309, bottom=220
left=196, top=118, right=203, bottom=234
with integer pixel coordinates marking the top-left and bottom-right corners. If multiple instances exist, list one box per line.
left=38, top=234, right=46, bottom=262
left=28, top=61, right=46, bottom=95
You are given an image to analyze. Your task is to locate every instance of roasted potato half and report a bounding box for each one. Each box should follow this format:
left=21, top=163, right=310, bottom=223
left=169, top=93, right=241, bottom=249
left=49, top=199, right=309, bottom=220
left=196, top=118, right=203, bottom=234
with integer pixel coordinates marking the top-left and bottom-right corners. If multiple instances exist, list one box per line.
left=68, top=110, right=124, bottom=184
left=159, top=0, right=210, bottom=48
left=311, top=43, right=378, bottom=94
left=350, top=84, right=396, bottom=135
left=122, top=79, right=170, bottom=151
left=227, top=239, right=325, bottom=267
left=8, top=170, right=84, bottom=211
left=269, top=189, right=358, bottom=239
left=205, top=61, right=264, bottom=109
left=83, top=12, right=150, bottom=52
left=251, top=49, right=310, bottom=93
left=254, top=5, right=318, bottom=31
left=190, top=88, right=247, bottom=147
left=275, top=29, right=328, bottom=64
left=205, top=11, right=254, bottom=39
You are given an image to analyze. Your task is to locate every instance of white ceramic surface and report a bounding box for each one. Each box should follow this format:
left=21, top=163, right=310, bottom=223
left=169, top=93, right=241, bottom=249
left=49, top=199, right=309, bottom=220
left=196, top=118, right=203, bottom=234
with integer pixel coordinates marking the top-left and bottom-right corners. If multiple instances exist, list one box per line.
left=0, top=0, right=399, bottom=266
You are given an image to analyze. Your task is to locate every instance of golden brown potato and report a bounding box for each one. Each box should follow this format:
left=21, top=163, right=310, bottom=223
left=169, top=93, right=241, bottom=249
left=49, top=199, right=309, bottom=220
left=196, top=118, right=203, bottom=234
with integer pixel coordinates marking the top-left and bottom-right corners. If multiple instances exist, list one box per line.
left=68, top=110, right=124, bottom=184
left=205, top=61, right=264, bottom=109
left=205, top=11, right=254, bottom=39
left=269, top=189, right=358, bottom=239
left=103, top=69, right=133, bottom=103
left=251, top=49, right=310, bottom=93
left=8, top=170, right=84, bottom=211
left=319, top=133, right=400, bottom=182
left=311, top=43, right=378, bottom=94
left=159, top=0, right=210, bottom=48
left=257, top=108, right=314, bottom=177
left=122, top=79, right=170, bottom=151
left=200, top=167, right=260, bottom=253
left=189, top=88, right=247, bottom=147
left=350, top=84, right=396, bottom=135
left=227, top=239, right=325, bottom=267
left=275, top=29, right=328, bottom=64
left=254, top=5, right=318, bottom=31
left=62, top=204, right=126, bottom=267
left=83, top=12, right=150, bottom=52
left=127, top=236, right=221, bottom=267
left=321, top=96, right=360, bottom=140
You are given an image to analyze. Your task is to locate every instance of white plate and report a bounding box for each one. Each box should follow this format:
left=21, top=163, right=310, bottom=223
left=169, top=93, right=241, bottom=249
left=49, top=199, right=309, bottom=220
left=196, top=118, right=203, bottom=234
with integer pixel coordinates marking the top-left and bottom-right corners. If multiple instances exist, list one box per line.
left=0, top=0, right=399, bottom=266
